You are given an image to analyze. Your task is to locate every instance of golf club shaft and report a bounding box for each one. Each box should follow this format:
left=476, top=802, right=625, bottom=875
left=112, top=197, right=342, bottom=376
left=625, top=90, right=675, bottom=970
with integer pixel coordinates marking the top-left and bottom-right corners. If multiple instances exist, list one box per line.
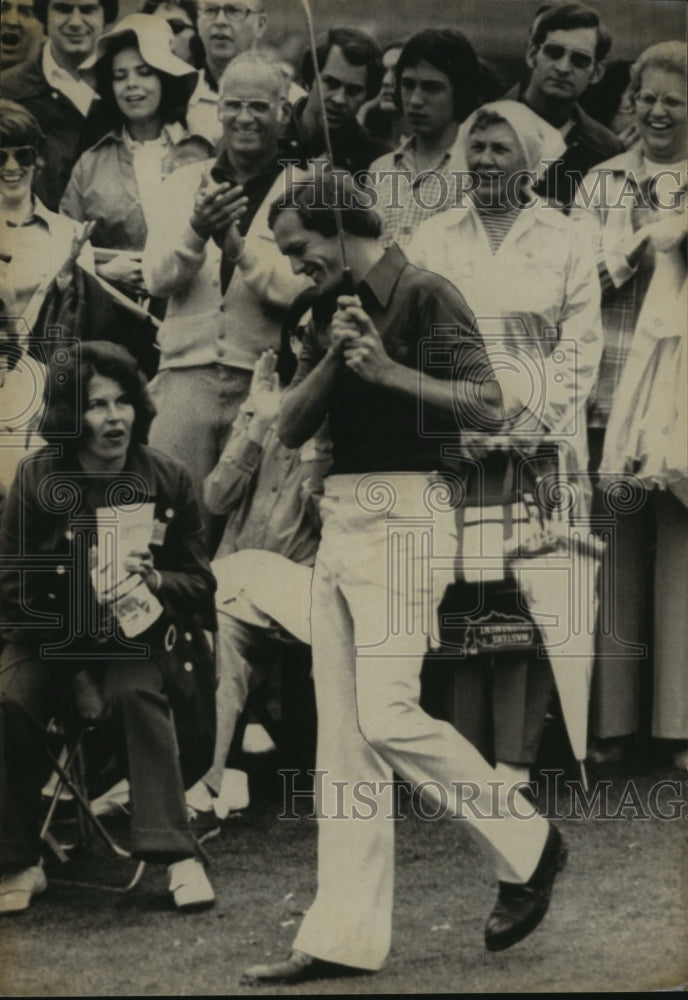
left=297, top=0, right=354, bottom=293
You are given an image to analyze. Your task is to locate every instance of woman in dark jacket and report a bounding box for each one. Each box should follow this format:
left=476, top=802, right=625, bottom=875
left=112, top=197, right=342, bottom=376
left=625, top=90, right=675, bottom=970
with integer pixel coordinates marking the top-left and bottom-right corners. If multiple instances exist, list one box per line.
left=0, top=341, right=216, bottom=914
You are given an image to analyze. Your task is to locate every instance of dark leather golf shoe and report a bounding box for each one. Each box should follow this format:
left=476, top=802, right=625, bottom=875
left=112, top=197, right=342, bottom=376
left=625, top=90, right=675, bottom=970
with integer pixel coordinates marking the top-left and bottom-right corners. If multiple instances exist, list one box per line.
left=484, top=825, right=567, bottom=952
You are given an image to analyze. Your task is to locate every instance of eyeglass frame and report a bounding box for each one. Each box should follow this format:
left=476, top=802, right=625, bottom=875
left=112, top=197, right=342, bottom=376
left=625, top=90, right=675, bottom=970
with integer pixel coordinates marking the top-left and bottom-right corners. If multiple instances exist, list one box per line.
left=634, top=90, right=686, bottom=111
left=0, top=146, right=39, bottom=168
left=218, top=96, right=277, bottom=118
left=539, top=42, right=596, bottom=71
left=197, top=2, right=260, bottom=21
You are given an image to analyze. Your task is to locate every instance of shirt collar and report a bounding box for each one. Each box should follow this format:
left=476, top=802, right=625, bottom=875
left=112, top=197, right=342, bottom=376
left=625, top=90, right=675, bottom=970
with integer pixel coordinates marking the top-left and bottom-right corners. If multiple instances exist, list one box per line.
left=42, top=41, right=92, bottom=90
left=210, top=147, right=282, bottom=187
left=121, top=122, right=183, bottom=153
left=211, top=147, right=234, bottom=183
left=358, top=242, right=407, bottom=308
left=5, top=196, right=53, bottom=230
left=392, top=132, right=456, bottom=170
left=425, top=195, right=562, bottom=235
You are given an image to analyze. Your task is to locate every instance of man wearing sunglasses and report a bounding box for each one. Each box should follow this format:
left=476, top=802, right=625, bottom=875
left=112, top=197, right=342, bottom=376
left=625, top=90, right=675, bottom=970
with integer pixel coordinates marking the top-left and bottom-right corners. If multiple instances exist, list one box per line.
left=2, top=0, right=116, bottom=210
left=186, top=1, right=304, bottom=147
left=506, top=1, right=623, bottom=209
left=283, top=27, right=391, bottom=175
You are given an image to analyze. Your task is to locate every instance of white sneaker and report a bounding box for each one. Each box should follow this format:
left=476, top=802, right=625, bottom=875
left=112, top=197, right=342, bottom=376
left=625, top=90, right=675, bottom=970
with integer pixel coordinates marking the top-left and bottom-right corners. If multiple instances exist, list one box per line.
left=168, top=858, right=215, bottom=911
left=242, top=723, right=276, bottom=755
left=0, top=864, right=47, bottom=914
left=213, top=768, right=249, bottom=820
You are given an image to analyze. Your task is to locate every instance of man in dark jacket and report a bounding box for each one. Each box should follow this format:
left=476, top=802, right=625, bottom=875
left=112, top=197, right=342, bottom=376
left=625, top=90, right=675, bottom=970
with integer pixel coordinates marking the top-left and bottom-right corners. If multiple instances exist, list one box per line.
left=2, top=0, right=116, bottom=209
left=282, top=27, right=391, bottom=174
left=504, top=1, right=624, bottom=209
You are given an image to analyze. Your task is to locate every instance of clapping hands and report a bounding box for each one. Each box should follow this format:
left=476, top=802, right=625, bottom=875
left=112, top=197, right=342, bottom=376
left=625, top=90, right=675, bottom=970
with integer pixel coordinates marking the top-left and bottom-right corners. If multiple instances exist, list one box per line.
left=190, top=171, right=248, bottom=244
left=249, top=349, right=281, bottom=428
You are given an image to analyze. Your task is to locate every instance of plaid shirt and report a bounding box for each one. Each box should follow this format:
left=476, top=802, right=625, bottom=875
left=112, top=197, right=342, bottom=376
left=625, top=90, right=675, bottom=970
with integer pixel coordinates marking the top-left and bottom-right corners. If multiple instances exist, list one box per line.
left=572, top=144, right=661, bottom=427
left=369, top=133, right=464, bottom=249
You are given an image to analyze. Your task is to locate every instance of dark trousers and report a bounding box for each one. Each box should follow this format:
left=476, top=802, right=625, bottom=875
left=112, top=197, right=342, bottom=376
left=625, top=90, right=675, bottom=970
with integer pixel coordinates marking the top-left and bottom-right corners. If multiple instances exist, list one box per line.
left=0, top=643, right=195, bottom=872
left=442, top=652, right=553, bottom=766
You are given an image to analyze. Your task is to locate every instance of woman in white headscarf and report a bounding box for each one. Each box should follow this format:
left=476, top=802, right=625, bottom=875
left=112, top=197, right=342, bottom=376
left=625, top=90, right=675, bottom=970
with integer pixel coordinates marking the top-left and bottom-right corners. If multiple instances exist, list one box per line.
left=409, top=100, right=603, bottom=782
left=411, top=99, right=602, bottom=486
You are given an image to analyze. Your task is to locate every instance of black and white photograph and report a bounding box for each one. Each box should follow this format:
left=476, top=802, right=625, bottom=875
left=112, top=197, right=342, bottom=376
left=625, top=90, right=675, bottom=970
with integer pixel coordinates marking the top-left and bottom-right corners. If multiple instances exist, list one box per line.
left=0, top=0, right=686, bottom=993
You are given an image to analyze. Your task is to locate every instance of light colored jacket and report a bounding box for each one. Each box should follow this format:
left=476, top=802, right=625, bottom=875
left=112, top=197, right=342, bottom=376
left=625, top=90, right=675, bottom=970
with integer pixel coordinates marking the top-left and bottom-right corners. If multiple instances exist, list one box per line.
left=142, top=158, right=312, bottom=372
left=409, top=199, right=602, bottom=490
left=60, top=124, right=186, bottom=251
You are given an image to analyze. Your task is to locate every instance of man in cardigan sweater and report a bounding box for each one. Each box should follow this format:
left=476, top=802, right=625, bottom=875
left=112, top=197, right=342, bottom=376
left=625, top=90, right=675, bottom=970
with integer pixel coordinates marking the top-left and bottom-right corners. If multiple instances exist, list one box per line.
left=142, top=53, right=310, bottom=531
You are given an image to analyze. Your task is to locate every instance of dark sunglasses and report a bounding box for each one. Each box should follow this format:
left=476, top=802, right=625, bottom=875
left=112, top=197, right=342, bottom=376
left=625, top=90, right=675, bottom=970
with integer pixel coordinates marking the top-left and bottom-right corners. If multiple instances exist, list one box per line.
left=540, top=42, right=594, bottom=70
left=167, top=17, right=194, bottom=34
left=0, top=146, right=38, bottom=168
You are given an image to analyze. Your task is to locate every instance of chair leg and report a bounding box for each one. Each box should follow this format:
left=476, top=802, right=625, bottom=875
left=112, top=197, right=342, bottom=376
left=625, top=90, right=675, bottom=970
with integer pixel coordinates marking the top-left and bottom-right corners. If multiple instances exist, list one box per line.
left=40, top=731, right=147, bottom=893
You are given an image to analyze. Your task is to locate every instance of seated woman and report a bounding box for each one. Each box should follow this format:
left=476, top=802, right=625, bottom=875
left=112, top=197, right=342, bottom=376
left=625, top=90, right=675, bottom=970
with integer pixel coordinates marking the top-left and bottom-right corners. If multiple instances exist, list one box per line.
left=59, top=14, right=198, bottom=307
left=0, top=100, right=93, bottom=341
left=0, top=341, right=217, bottom=915
left=409, top=100, right=603, bottom=781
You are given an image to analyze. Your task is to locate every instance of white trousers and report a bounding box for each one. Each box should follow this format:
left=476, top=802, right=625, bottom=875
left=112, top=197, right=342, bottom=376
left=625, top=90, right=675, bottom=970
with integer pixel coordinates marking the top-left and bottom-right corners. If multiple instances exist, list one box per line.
left=294, top=474, right=549, bottom=971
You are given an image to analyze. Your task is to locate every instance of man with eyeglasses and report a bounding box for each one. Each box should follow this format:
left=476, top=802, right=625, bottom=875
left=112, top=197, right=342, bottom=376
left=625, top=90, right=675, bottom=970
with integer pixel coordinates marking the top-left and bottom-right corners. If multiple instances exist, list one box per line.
left=283, top=27, right=391, bottom=175
left=142, top=53, right=311, bottom=537
left=186, top=1, right=304, bottom=147
left=505, top=1, right=623, bottom=209
left=1, top=0, right=116, bottom=210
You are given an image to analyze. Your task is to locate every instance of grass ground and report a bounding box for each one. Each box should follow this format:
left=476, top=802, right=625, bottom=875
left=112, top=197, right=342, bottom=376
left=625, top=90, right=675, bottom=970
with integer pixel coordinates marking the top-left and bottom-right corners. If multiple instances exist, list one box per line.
left=1, top=756, right=687, bottom=997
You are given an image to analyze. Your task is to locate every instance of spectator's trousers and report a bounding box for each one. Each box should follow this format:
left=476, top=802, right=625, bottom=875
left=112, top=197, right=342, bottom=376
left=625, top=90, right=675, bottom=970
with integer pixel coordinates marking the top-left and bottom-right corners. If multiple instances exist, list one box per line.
left=0, top=643, right=195, bottom=871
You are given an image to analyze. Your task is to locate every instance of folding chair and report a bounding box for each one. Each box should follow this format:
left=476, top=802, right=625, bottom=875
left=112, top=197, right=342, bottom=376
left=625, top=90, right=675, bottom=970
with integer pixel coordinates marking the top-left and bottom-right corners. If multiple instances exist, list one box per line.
left=40, top=720, right=146, bottom=893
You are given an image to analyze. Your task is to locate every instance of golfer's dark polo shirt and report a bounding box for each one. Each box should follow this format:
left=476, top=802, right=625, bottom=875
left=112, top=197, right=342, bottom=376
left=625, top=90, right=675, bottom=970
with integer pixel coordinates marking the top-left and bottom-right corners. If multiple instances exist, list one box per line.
left=290, top=243, right=496, bottom=476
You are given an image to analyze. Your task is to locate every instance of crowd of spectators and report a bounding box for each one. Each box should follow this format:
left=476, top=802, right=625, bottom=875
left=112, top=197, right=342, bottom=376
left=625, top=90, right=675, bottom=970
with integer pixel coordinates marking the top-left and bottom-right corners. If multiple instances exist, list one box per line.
left=0, top=0, right=685, bottom=980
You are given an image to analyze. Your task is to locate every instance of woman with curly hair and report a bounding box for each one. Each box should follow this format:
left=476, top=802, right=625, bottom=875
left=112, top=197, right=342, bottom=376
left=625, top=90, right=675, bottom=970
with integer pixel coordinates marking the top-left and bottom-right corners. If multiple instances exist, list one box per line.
left=576, top=41, right=688, bottom=766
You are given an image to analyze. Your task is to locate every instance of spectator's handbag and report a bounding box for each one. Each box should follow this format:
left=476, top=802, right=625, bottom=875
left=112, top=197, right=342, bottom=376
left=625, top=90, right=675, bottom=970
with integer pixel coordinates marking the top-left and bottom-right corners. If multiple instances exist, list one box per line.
left=150, top=612, right=217, bottom=788
left=436, top=440, right=603, bottom=658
